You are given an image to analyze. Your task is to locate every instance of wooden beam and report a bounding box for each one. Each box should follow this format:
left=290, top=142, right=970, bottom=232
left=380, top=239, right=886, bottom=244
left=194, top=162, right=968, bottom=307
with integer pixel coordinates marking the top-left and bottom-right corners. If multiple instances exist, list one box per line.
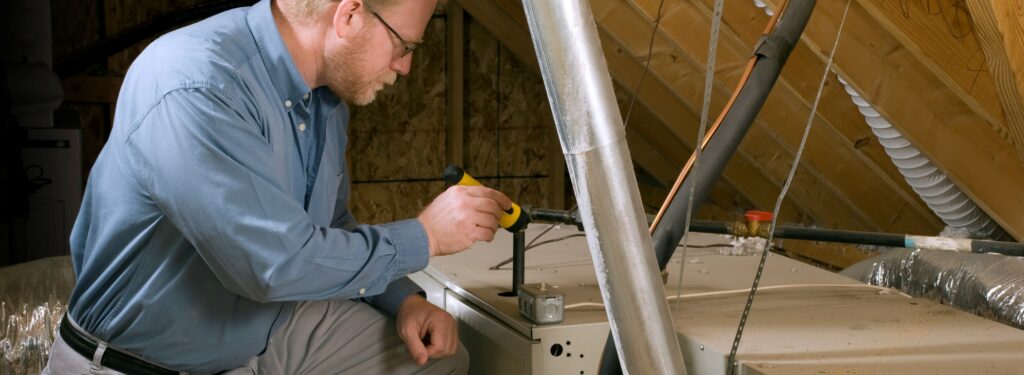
left=856, top=0, right=1005, bottom=135
left=445, top=3, right=466, bottom=167
left=759, top=0, right=1024, bottom=239
left=673, top=0, right=945, bottom=233
left=452, top=0, right=539, bottom=72
left=964, top=0, right=1024, bottom=164
left=61, top=75, right=123, bottom=103
left=595, top=0, right=889, bottom=231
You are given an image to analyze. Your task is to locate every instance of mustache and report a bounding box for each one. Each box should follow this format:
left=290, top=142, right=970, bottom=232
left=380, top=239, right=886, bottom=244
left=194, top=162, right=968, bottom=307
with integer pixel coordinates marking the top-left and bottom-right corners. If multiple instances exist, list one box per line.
left=378, top=71, right=397, bottom=87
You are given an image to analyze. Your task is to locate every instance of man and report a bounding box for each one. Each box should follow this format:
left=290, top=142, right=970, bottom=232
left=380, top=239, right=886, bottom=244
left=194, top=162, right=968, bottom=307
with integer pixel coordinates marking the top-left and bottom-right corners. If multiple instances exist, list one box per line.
left=44, top=0, right=510, bottom=373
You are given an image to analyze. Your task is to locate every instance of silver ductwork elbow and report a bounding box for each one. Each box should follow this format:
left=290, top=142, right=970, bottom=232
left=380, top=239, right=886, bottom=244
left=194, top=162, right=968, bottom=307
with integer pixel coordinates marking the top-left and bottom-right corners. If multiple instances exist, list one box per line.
left=521, top=1, right=688, bottom=374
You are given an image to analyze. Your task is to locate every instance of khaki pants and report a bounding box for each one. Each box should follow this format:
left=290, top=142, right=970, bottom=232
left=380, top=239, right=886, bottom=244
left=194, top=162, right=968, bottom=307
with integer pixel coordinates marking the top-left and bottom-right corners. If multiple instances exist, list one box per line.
left=44, top=299, right=468, bottom=374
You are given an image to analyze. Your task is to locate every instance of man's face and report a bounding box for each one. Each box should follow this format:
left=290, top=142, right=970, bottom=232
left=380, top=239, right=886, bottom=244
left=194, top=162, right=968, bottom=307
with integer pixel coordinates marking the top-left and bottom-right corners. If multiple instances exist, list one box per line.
left=323, top=0, right=436, bottom=106
left=322, top=29, right=396, bottom=105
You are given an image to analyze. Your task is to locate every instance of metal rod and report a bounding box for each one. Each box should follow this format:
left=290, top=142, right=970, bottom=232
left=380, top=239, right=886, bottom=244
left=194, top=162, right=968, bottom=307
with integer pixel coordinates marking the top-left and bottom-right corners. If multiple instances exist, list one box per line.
left=521, top=1, right=687, bottom=373
left=512, top=230, right=525, bottom=295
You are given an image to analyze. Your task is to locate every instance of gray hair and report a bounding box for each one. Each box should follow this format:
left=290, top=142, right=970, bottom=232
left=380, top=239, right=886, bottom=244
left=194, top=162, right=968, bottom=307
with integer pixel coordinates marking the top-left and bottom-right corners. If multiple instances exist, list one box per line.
left=279, top=0, right=399, bottom=21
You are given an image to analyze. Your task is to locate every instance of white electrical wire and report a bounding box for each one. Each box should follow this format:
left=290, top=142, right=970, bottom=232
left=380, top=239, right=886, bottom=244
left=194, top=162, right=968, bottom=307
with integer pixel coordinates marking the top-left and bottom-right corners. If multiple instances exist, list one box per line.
left=565, top=283, right=912, bottom=310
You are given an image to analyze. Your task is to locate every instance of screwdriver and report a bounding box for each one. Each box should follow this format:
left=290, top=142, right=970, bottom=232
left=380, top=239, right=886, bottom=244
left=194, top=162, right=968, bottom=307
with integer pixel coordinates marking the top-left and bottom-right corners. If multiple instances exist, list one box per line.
left=443, top=165, right=529, bottom=232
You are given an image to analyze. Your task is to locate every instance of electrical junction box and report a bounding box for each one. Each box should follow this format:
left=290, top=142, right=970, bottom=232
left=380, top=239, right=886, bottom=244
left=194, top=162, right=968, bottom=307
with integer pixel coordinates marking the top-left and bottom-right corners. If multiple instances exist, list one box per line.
left=518, top=283, right=564, bottom=325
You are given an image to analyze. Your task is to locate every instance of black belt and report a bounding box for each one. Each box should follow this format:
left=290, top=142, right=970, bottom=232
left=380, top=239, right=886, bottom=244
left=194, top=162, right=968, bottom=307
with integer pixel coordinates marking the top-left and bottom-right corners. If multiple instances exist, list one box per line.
left=59, top=315, right=180, bottom=375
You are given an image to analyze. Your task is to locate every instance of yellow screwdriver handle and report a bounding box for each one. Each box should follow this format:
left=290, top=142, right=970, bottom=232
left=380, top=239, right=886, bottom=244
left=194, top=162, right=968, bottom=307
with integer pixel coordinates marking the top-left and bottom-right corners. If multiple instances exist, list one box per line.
left=443, top=165, right=529, bottom=232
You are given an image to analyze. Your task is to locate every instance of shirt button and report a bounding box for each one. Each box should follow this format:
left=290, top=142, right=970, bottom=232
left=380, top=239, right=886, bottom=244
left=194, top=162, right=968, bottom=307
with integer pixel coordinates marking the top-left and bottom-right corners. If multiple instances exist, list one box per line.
left=298, top=123, right=306, bottom=132
left=284, top=100, right=293, bottom=108
left=358, top=288, right=366, bottom=295
left=303, top=92, right=310, bottom=100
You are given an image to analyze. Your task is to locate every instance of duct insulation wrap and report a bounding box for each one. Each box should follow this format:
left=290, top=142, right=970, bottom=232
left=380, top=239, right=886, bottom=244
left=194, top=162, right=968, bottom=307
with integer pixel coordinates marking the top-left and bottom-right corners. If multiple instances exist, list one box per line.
left=1, top=256, right=75, bottom=374
left=841, top=250, right=1024, bottom=329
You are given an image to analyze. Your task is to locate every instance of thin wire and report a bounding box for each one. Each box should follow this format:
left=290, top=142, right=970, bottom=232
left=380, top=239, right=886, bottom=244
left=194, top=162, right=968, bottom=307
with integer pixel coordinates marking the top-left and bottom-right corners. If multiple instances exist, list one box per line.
left=726, top=1, right=854, bottom=373
left=675, top=0, right=726, bottom=312
left=622, top=0, right=666, bottom=129
left=527, top=233, right=586, bottom=251
left=489, top=238, right=733, bottom=271
left=564, top=283, right=913, bottom=310
left=489, top=206, right=578, bottom=270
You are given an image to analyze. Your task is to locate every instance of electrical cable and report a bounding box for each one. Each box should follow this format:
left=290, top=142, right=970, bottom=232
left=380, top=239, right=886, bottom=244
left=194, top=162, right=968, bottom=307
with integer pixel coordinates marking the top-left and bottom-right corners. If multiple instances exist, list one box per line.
left=489, top=206, right=578, bottom=270
left=622, top=0, right=666, bottom=130
left=488, top=238, right=733, bottom=271
left=725, top=2, right=853, bottom=373
left=565, top=283, right=912, bottom=310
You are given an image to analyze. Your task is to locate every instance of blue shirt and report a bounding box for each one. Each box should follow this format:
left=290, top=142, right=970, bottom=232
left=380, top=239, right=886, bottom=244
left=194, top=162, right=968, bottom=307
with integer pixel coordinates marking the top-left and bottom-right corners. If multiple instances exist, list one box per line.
left=67, top=1, right=429, bottom=372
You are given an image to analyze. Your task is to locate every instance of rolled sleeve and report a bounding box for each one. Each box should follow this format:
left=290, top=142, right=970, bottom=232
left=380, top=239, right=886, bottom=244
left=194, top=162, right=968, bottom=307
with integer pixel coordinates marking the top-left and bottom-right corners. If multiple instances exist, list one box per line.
left=363, top=277, right=425, bottom=316
left=380, top=219, right=430, bottom=278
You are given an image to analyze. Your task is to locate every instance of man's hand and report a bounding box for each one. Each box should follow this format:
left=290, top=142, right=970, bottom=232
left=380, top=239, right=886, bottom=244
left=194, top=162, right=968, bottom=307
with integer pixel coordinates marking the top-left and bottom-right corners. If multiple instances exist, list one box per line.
left=418, top=185, right=512, bottom=256
left=396, top=294, right=459, bottom=366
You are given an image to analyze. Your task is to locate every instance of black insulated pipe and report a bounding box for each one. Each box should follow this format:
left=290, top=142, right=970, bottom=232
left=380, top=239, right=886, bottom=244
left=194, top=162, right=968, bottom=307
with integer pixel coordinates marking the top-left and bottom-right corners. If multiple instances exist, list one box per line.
left=687, top=220, right=1024, bottom=257
left=512, top=231, right=526, bottom=295
left=599, top=1, right=817, bottom=373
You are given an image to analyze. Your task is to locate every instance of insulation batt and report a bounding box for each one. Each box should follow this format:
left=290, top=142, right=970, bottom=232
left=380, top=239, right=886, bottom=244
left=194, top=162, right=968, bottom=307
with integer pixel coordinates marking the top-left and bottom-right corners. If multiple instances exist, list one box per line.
left=0, top=257, right=74, bottom=375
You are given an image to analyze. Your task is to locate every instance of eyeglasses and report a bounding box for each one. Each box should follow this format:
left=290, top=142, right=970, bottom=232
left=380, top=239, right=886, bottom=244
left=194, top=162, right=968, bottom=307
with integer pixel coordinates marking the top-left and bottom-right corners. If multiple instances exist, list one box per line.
left=368, top=9, right=418, bottom=57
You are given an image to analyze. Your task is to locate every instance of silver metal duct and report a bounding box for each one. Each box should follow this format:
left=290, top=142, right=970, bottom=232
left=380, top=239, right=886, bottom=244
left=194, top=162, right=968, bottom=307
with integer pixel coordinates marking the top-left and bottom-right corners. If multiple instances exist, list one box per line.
left=520, top=1, right=688, bottom=373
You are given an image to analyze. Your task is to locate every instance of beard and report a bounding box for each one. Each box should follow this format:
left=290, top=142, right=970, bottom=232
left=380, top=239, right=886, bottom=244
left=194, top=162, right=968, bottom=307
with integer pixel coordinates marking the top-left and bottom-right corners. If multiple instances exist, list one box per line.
left=322, top=33, right=397, bottom=106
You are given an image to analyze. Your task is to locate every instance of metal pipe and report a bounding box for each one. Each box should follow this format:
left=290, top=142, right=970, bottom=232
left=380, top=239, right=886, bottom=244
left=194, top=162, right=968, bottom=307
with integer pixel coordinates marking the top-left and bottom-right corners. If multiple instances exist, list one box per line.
left=521, top=1, right=687, bottom=373
left=512, top=231, right=525, bottom=295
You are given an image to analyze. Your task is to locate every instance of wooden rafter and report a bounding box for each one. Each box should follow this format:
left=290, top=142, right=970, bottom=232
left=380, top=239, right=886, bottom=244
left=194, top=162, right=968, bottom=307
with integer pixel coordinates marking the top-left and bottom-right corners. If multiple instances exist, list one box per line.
left=600, top=0, right=941, bottom=232
left=963, top=0, right=1024, bottom=165
left=684, top=0, right=945, bottom=233
left=595, top=2, right=861, bottom=229
left=61, top=76, right=123, bottom=103
left=856, top=0, right=1005, bottom=136
left=760, top=0, right=1024, bottom=240
left=455, top=0, right=908, bottom=267
left=454, top=0, right=813, bottom=224
left=445, top=2, right=466, bottom=168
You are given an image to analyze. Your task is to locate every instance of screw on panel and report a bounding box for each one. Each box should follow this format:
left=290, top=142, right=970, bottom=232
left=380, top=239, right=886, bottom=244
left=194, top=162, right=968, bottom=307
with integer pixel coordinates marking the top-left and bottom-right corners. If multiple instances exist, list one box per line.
left=550, top=344, right=563, bottom=357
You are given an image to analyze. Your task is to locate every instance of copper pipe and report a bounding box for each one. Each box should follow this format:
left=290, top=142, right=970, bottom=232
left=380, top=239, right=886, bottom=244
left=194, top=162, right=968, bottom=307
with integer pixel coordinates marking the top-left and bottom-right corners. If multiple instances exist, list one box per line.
left=648, top=0, right=790, bottom=234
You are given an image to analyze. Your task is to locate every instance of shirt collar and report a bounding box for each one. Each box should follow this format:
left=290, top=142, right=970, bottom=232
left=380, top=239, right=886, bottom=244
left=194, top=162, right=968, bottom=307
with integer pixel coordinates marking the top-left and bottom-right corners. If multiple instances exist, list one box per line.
left=247, top=0, right=312, bottom=111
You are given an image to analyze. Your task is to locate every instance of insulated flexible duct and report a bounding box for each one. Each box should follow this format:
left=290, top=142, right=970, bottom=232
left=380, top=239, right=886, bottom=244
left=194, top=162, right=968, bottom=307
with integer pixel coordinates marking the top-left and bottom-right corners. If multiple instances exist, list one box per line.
left=837, top=76, right=1005, bottom=239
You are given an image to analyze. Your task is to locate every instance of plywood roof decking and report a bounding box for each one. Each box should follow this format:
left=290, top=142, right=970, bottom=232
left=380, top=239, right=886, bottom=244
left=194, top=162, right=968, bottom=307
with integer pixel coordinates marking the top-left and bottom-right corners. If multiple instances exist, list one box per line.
left=454, top=0, right=1024, bottom=248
